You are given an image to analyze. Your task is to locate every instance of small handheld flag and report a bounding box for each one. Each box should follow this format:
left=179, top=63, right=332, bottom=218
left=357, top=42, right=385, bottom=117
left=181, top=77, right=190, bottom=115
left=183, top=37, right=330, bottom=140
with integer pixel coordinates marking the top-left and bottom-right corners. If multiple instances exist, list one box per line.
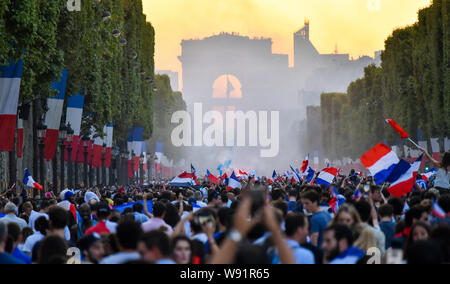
left=23, top=168, right=43, bottom=190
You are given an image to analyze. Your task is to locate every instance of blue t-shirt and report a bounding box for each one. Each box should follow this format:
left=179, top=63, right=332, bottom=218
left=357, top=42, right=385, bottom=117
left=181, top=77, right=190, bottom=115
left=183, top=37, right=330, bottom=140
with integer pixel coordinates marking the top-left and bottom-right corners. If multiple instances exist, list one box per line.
left=12, top=247, right=31, bottom=264
left=0, top=252, right=25, bottom=264
left=379, top=221, right=395, bottom=250
left=0, top=212, right=4, bottom=218
left=310, top=211, right=332, bottom=248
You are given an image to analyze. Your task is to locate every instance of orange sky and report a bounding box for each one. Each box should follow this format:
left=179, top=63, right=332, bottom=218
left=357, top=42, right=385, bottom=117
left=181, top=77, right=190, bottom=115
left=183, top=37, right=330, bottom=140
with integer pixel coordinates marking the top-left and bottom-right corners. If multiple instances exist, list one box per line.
left=142, top=0, right=432, bottom=73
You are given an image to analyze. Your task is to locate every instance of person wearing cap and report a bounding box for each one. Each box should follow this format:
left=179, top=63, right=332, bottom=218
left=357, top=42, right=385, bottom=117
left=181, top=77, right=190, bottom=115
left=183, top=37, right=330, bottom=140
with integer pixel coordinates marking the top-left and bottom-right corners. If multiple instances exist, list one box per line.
left=78, top=233, right=105, bottom=264
left=0, top=203, right=28, bottom=230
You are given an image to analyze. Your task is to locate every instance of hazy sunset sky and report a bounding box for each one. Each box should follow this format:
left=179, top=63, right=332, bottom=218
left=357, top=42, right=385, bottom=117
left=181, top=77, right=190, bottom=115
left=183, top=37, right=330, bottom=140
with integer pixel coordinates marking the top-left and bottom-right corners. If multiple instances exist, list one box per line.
left=142, top=0, right=432, bottom=73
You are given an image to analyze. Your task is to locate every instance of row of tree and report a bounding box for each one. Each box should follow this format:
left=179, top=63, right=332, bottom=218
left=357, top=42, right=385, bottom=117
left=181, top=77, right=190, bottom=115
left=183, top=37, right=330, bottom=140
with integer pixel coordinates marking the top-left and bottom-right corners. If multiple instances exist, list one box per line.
left=0, top=0, right=160, bottom=143
left=320, top=0, right=450, bottom=159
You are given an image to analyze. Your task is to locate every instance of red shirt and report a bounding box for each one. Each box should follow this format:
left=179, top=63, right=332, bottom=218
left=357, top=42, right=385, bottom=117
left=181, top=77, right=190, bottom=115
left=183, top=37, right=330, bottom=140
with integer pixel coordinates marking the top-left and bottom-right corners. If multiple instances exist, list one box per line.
left=84, top=221, right=110, bottom=236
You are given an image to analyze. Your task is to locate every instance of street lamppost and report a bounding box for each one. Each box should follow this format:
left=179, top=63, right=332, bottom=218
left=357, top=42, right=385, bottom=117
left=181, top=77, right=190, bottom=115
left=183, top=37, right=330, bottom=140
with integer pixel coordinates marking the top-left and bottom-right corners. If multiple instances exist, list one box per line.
left=81, top=135, right=90, bottom=188
left=101, top=143, right=106, bottom=186
left=147, top=153, right=151, bottom=184
left=139, top=153, right=144, bottom=186
left=111, top=146, right=120, bottom=186
left=130, top=150, right=135, bottom=184
left=58, top=122, right=68, bottom=192
left=36, top=119, right=47, bottom=191
left=66, top=123, right=74, bottom=189
left=120, top=150, right=128, bottom=186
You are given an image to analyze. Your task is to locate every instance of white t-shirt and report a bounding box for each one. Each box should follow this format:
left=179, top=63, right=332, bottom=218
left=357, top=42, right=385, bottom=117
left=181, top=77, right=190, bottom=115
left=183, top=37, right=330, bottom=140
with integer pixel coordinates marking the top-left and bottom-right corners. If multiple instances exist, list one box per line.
left=22, top=232, right=45, bottom=253
left=28, top=211, right=48, bottom=232
left=435, top=168, right=450, bottom=189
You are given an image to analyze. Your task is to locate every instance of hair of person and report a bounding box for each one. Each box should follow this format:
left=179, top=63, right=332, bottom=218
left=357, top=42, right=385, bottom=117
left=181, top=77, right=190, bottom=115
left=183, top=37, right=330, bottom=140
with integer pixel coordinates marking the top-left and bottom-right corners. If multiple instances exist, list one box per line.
left=331, top=203, right=362, bottom=226
left=140, top=230, right=171, bottom=257
left=152, top=201, right=166, bottom=218
left=164, top=202, right=180, bottom=228
left=440, top=152, right=450, bottom=169
left=217, top=207, right=233, bottom=229
left=116, top=221, right=143, bottom=250
left=48, top=206, right=68, bottom=230
left=132, top=203, right=144, bottom=213
left=324, top=224, right=354, bottom=247
left=270, top=189, right=283, bottom=201
left=430, top=223, right=450, bottom=263
left=35, top=216, right=50, bottom=235
left=405, top=240, right=444, bottom=264
left=285, top=213, right=307, bottom=237
left=300, top=190, right=320, bottom=205
left=378, top=204, right=394, bottom=218
left=388, top=198, right=404, bottom=216
left=353, top=225, right=376, bottom=252
left=171, top=235, right=192, bottom=255
left=404, top=205, right=426, bottom=227
left=354, top=200, right=371, bottom=223
left=6, top=222, right=20, bottom=243
left=272, top=200, right=288, bottom=219
left=38, top=235, right=68, bottom=264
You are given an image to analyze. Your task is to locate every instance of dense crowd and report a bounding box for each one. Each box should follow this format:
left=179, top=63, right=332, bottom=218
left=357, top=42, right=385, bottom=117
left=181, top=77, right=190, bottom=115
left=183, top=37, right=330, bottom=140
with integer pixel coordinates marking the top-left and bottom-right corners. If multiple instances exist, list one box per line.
left=0, top=150, right=449, bottom=264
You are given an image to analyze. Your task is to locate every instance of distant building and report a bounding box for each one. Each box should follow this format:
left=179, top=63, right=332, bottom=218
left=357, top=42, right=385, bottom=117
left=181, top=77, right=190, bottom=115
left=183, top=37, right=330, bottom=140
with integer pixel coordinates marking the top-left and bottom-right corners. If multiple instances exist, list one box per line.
left=156, top=70, right=179, bottom=92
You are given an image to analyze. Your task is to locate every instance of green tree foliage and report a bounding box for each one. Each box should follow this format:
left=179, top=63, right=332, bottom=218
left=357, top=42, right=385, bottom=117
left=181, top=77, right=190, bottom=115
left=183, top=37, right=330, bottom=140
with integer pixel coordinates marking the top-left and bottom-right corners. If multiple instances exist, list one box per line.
left=0, top=0, right=180, bottom=147
left=320, top=0, right=449, bottom=159
left=148, top=75, right=186, bottom=162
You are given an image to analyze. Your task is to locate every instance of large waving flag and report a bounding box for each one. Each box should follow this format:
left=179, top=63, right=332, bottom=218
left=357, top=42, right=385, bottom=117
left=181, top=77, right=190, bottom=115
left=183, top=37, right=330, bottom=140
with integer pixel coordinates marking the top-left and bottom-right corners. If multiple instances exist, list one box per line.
left=227, top=171, right=242, bottom=191
left=169, top=172, right=196, bottom=187
left=16, top=118, right=24, bottom=158
left=313, top=151, right=319, bottom=171
left=23, top=168, right=43, bottom=190
left=206, top=170, right=219, bottom=184
left=104, top=125, right=113, bottom=168
left=65, top=94, right=85, bottom=162
left=0, top=59, right=23, bottom=151
left=385, top=119, right=409, bottom=139
left=360, top=143, right=399, bottom=185
left=92, top=128, right=104, bottom=169
left=386, top=155, right=423, bottom=198
left=314, top=167, right=339, bottom=186
left=43, top=69, right=68, bottom=161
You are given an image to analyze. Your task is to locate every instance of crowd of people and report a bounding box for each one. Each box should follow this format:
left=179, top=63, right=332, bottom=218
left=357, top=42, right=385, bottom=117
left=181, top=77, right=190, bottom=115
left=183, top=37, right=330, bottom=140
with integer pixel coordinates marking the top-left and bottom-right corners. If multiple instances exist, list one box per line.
left=0, top=150, right=448, bottom=264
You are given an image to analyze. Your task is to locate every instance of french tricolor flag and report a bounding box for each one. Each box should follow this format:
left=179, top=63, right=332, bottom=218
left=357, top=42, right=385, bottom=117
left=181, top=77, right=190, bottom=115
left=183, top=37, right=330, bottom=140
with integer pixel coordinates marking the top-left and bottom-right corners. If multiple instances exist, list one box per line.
left=352, top=189, right=362, bottom=200
left=0, top=59, right=23, bottom=151
left=432, top=201, right=447, bottom=218
left=92, top=129, right=104, bottom=169
left=104, top=125, right=113, bottom=168
left=303, top=166, right=316, bottom=183
left=290, top=165, right=302, bottom=183
left=65, top=94, right=85, bottom=162
left=238, top=170, right=248, bottom=179
left=23, top=168, right=43, bottom=190
left=315, top=167, right=339, bottom=186
left=386, top=155, right=423, bottom=198
left=360, top=143, right=399, bottom=185
left=43, top=69, right=68, bottom=161
left=300, top=154, right=309, bottom=173
left=169, top=172, right=197, bottom=187
left=313, top=151, right=319, bottom=171
left=227, top=171, right=242, bottom=191
left=16, top=118, right=24, bottom=158
left=206, top=170, right=219, bottom=184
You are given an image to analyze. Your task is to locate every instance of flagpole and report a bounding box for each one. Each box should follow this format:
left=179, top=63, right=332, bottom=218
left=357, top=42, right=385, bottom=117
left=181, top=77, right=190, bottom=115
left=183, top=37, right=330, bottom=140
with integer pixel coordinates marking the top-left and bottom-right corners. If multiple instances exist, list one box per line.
left=408, top=138, right=421, bottom=149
